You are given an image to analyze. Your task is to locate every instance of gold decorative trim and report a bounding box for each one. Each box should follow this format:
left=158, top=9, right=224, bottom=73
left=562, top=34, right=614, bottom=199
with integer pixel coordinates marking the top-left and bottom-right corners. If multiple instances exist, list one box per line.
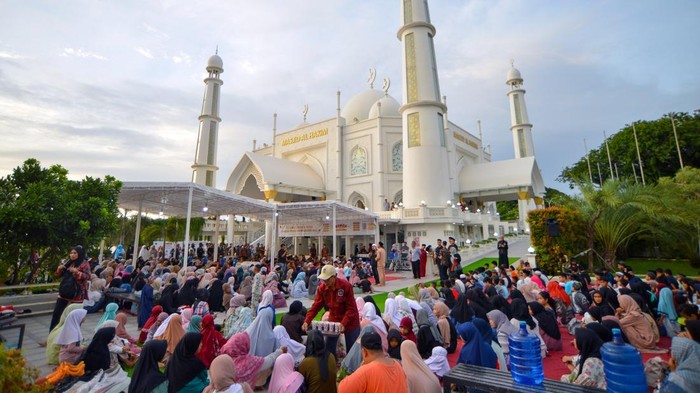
left=405, top=33, right=418, bottom=103
left=407, top=112, right=421, bottom=148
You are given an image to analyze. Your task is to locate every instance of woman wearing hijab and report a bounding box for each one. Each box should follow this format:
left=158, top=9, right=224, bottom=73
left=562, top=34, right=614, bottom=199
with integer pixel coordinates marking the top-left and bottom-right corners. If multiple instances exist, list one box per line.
left=400, top=340, right=441, bottom=393
left=586, top=323, right=613, bottom=342
left=589, top=290, right=616, bottom=317
left=139, top=305, right=164, bottom=344
left=83, top=327, right=117, bottom=373
left=660, top=337, right=700, bottom=393
left=155, top=313, right=186, bottom=363
left=362, top=295, right=382, bottom=317
left=386, top=328, right=404, bottom=360
left=177, top=278, right=199, bottom=307
left=487, top=309, right=518, bottom=363
left=96, top=302, right=119, bottom=332
left=560, top=328, right=606, bottom=389
left=165, top=332, right=208, bottom=393
left=139, top=275, right=156, bottom=328
left=528, top=301, right=562, bottom=351
left=473, top=318, right=507, bottom=371
left=160, top=279, right=179, bottom=315
left=360, top=303, right=388, bottom=350
left=658, top=287, right=680, bottom=336
left=306, top=273, right=319, bottom=299
left=256, top=290, right=276, bottom=326
left=298, top=329, right=336, bottom=393
left=115, top=312, right=138, bottom=343
left=181, top=308, right=193, bottom=329
left=416, top=308, right=442, bottom=359
left=509, top=298, right=547, bottom=357
left=268, top=353, right=304, bottom=393
left=290, top=272, right=308, bottom=298
left=186, top=315, right=202, bottom=333
left=433, top=302, right=457, bottom=353
left=146, top=312, right=169, bottom=343
left=466, top=288, right=493, bottom=320
left=273, top=326, right=306, bottom=365
left=457, top=322, right=497, bottom=368
left=382, top=298, right=402, bottom=330
left=128, top=340, right=168, bottom=393
left=55, top=308, right=88, bottom=364
left=46, top=303, right=84, bottom=365
left=202, top=355, right=253, bottom=393
left=223, top=295, right=247, bottom=337
left=280, top=300, right=305, bottom=343
left=425, top=346, right=450, bottom=380
left=617, top=294, right=663, bottom=352
left=196, top=314, right=227, bottom=368
left=250, top=269, right=265, bottom=314
left=221, top=332, right=284, bottom=389
left=489, top=295, right=512, bottom=319
left=208, top=277, right=225, bottom=312
left=399, top=317, right=417, bottom=343
left=245, top=305, right=276, bottom=357
left=450, top=293, right=475, bottom=325
left=397, top=297, right=419, bottom=335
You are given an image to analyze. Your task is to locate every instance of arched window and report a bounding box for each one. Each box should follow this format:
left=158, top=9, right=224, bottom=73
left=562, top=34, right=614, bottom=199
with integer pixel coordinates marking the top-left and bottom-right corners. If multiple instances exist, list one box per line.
left=393, top=190, right=403, bottom=205
left=348, top=192, right=368, bottom=211
left=391, top=142, right=403, bottom=172
left=350, top=146, right=368, bottom=176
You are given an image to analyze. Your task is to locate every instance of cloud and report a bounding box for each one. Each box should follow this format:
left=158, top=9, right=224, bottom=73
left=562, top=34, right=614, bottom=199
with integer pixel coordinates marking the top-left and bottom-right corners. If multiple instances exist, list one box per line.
left=134, top=47, right=155, bottom=59
left=171, top=51, right=191, bottom=64
left=60, top=47, right=108, bottom=60
left=0, top=51, right=25, bottom=59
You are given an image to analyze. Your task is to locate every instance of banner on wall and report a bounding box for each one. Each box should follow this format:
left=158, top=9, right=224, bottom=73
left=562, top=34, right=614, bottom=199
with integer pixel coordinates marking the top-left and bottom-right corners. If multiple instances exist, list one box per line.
left=278, top=220, right=377, bottom=237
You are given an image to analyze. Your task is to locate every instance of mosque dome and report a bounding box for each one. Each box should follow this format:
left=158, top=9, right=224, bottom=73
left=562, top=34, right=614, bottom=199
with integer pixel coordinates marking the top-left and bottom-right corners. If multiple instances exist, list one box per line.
left=368, top=94, right=401, bottom=118
left=506, top=66, right=523, bottom=86
left=341, top=89, right=385, bottom=122
left=207, top=54, right=224, bottom=71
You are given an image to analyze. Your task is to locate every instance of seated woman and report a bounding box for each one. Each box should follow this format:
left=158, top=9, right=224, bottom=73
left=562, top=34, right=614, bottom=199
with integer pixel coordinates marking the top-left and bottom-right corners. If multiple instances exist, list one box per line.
left=399, top=317, right=417, bottom=344
left=290, top=272, right=308, bottom=298
left=246, top=304, right=276, bottom=357
left=560, top=328, right=606, bottom=389
left=221, top=332, right=286, bottom=389
left=95, top=302, right=119, bottom=332
left=456, top=322, right=496, bottom=368
left=280, top=300, right=306, bottom=344
left=660, top=336, right=700, bottom=392
left=204, top=355, right=254, bottom=393
left=361, top=303, right=388, bottom=352
left=433, top=301, right=457, bottom=353
left=268, top=353, right=304, bottom=393
left=116, top=312, right=142, bottom=353
left=165, top=332, right=208, bottom=393
left=139, top=305, right=164, bottom=344
left=273, top=326, right=306, bottom=366
left=416, top=308, right=442, bottom=359
left=154, top=314, right=186, bottom=363
left=82, top=326, right=118, bottom=373
left=617, top=294, right=665, bottom=352
left=424, top=346, right=450, bottom=380
left=509, top=299, right=547, bottom=357
left=145, top=312, right=168, bottom=344
left=46, top=304, right=84, bottom=365
left=128, top=340, right=168, bottom=393
left=387, top=329, right=403, bottom=360
left=298, top=330, right=337, bottom=393
left=473, top=318, right=507, bottom=371
left=186, top=315, right=202, bottom=333
left=528, top=301, right=563, bottom=351
left=487, top=309, right=518, bottom=365
left=657, top=287, right=680, bottom=337
left=400, top=340, right=442, bottom=393
left=54, top=308, right=88, bottom=365
left=197, top=314, right=228, bottom=368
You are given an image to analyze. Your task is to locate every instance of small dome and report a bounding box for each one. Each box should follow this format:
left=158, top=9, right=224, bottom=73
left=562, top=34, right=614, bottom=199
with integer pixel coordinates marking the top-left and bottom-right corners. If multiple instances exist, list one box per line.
left=506, top=66, right=522, bottom=86
left=207, top=54, right=223, bottom=71
left=341, top=89, right=384, bottom=122
left=368, top=94, right=401, bottom=118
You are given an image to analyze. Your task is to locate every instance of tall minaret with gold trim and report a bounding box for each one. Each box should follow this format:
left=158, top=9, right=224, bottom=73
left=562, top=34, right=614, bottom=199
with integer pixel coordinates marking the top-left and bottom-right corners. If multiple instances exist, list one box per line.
left=192, top=53, right=224, bottom=187
left=398, top=0, right=451, bottom=207
left=506, top=63, right=535, bottom=159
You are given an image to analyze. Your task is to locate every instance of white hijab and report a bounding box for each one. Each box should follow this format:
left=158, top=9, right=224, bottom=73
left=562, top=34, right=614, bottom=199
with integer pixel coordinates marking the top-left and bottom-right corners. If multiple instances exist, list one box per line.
left=384, top=298, right=402, bottom=327
left=258, top=290, right=274, bottom=311
left=153, top=313, right=176, bottom=338
left=424, top=346, right=451, bottom=377
left=363, top=303, right=387, bottom=334
left=54, top=308, right=87, bottom=346
left=273, top=325, right=306, bottom=364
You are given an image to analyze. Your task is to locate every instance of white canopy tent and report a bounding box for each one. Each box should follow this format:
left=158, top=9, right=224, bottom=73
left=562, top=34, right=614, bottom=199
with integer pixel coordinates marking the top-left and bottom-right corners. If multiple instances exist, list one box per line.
left=117, top=182, right=378, bottom=267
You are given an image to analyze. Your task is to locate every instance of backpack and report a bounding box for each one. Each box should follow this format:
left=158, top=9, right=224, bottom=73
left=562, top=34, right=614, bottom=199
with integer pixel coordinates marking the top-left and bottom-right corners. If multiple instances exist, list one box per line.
left=59, top=268, right=80, bottom=299
left=573, top=292, right=590, bottom=314
left=440, top=249, right=451, bottom=267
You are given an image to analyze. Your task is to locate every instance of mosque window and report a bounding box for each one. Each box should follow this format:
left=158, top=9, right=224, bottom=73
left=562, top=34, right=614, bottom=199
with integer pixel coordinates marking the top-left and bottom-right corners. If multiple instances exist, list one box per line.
left=437, top=113, right=445, bottom=147
left=403, top=0, right=413, bottom=25
left=392, top=142, right=403, bottom=172
left=350, top=146, right=368, bottom=176
left=517, top=129, right=527, bottom=157
left=513, top=94, right=522, bottom=124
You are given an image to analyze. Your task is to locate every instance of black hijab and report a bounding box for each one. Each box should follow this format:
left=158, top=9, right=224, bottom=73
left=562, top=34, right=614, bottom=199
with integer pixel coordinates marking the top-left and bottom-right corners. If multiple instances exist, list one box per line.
left=83, top=327, right=115, bottom=372
left=208, top=279, right=224, bottom=312
left=176, top=278, right=199, bottom=307
left=128, top=339, right=168, bottom=393
left=165, top=332, right=206, bottom=393
left=511, top=298, right=536, bottom=329
left=387, top=328, right=403, bottom=360
left=363, top=295, right=382, bottom=317
left=305, top=330, right=331, bottom=381
left=528, top=301, right=560, bottom=339
left=601, top=320, right=629, bottom=343
left=489, top=295, right=512, bottom=319
left=466, top=289, right=493, bottom=320
left=509, top=289, right=526, bottom=302
left=473, top=318, right=498, bottom=346
left=585, top=323, right=613, bottom=343
left=450, top=293, right=474, bottom=324
left=159, top=281, right=178, bottom=314
left=575, top=327, right=603, bottom=375
left=685, top=320, right=700, bottom=344
left=597, top=286, right=619, bottom=308
left=288, top=300, right=304, bottom=315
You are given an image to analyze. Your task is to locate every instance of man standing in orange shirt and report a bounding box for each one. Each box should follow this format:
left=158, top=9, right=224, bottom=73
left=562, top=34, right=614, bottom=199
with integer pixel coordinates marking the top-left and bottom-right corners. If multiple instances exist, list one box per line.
left=376, top=242, right=386, bottom=286
left=338, top=330, right=409, bottom=393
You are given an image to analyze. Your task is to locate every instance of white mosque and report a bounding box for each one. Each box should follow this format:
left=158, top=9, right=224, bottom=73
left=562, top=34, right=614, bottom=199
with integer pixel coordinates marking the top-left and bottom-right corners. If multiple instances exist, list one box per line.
left=192, top=0, right=545, bottom=253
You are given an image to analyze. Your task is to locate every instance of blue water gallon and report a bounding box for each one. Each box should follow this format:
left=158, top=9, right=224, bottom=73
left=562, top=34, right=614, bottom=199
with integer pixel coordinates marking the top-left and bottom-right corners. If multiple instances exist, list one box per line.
left=508, top=321, right=544, bottom=385
left=600, top=328, right=647, bottom=392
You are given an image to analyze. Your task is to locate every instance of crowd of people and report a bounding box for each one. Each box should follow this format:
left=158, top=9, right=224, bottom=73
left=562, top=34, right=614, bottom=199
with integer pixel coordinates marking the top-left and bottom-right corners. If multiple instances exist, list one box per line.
left=38, top=243, right=700, bottom=392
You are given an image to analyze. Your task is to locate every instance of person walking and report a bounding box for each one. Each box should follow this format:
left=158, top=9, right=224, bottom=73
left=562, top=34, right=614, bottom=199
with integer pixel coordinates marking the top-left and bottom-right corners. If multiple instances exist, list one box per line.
left=303, top=265, right=360, bottom=358
left=376, top=242, right=386, bottom=286
left=49, top=246, right=91, bottom=330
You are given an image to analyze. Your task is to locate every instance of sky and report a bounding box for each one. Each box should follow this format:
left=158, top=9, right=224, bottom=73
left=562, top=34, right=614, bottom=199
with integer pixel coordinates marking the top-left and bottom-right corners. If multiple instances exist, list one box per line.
left=1, top=0, right=698, bottom=193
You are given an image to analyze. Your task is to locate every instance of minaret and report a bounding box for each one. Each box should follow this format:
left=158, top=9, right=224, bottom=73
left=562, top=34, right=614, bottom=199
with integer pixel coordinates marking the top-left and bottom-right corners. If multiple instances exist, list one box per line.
left=192, top=53, right=224, bottom=187
left=398, top=0, right=451, bottom=207
left=506, top=63, right=535, bottom=158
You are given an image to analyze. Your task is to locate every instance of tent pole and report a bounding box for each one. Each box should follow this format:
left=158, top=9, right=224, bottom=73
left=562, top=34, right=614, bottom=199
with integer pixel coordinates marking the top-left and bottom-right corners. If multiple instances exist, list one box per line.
left=183, top=186, right=193, bottom=270
left=213, top=215, right=220, bottom=264
left=132, top=200, right=143, bottom=267
left=332, top=205, right=337, bottom=259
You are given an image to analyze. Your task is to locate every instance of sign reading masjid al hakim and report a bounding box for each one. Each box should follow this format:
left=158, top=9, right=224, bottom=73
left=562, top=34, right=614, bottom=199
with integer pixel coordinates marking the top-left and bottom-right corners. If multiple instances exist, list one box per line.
left=281, top=128, right=329, bottom=146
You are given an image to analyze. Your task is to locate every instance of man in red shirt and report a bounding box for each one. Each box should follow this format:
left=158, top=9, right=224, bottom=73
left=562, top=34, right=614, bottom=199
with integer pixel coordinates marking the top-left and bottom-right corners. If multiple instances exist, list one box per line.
left=303, top=264, right=360, bottom=357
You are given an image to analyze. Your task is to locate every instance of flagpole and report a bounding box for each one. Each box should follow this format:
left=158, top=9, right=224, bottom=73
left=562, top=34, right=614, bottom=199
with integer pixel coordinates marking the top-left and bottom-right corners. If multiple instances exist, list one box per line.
left=670, top=114, right=684, bottom=169
left=604, top=130, right=614, bottom=180
left=632, top=123, right=645, bottom=186
left=584, top=138, right=593, bottom=183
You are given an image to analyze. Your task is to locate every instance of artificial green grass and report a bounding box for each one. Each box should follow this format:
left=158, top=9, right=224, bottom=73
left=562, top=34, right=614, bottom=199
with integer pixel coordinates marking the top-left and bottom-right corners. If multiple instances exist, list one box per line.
left=622, top=258, right=698, bottom=277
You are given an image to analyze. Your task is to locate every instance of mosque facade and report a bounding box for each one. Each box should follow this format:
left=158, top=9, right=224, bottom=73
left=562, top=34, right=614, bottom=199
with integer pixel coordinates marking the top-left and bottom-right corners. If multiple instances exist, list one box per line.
left=197, top=0, right=545, bottom=252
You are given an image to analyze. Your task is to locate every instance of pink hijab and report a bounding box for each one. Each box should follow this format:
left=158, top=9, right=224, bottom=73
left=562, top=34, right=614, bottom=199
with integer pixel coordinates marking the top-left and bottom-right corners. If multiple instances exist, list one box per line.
left=115, top=312, right=135, bottom=341
left=221, top=332, right=264, bottom=387
left=181, top=308, right=193, bottom=329
left=267, top=353, right=304, bottom=393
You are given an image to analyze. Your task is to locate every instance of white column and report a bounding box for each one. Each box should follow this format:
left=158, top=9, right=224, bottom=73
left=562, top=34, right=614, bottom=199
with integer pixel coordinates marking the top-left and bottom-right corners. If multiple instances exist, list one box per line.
left=226, top=214, right=234, bottom=243
left=332, top=205, right=337, bottom=258
left=183, top=186, right=194, bottom=270
left=213, top=216, right=220, bottom=263
left=132, top=200, right=143, bottom=267
left=271, top=206, right=278, bottom=262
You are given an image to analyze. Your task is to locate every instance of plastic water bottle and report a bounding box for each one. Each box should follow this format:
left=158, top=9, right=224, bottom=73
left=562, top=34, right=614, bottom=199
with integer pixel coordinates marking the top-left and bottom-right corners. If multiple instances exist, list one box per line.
left=601, top=328, right=647, bottom=393
left=508, top=321, right=544, bottom=385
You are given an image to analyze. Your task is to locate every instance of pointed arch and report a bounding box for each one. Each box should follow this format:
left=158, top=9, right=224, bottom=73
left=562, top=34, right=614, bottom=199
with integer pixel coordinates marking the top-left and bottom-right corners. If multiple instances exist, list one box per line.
left=393, top=189, right=403, bottom=205
left=348, top=191, right=368, bottom=210
left=299, top=153, right=326, bottom=185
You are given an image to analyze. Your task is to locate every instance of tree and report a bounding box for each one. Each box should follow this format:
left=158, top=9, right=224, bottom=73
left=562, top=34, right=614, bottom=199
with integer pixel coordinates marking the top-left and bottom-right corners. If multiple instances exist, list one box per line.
left=558, top=112, right=700, bottom=188
left=0, top=159, right=122, bottom=284
left=527, top=206, right=586, bottom=273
